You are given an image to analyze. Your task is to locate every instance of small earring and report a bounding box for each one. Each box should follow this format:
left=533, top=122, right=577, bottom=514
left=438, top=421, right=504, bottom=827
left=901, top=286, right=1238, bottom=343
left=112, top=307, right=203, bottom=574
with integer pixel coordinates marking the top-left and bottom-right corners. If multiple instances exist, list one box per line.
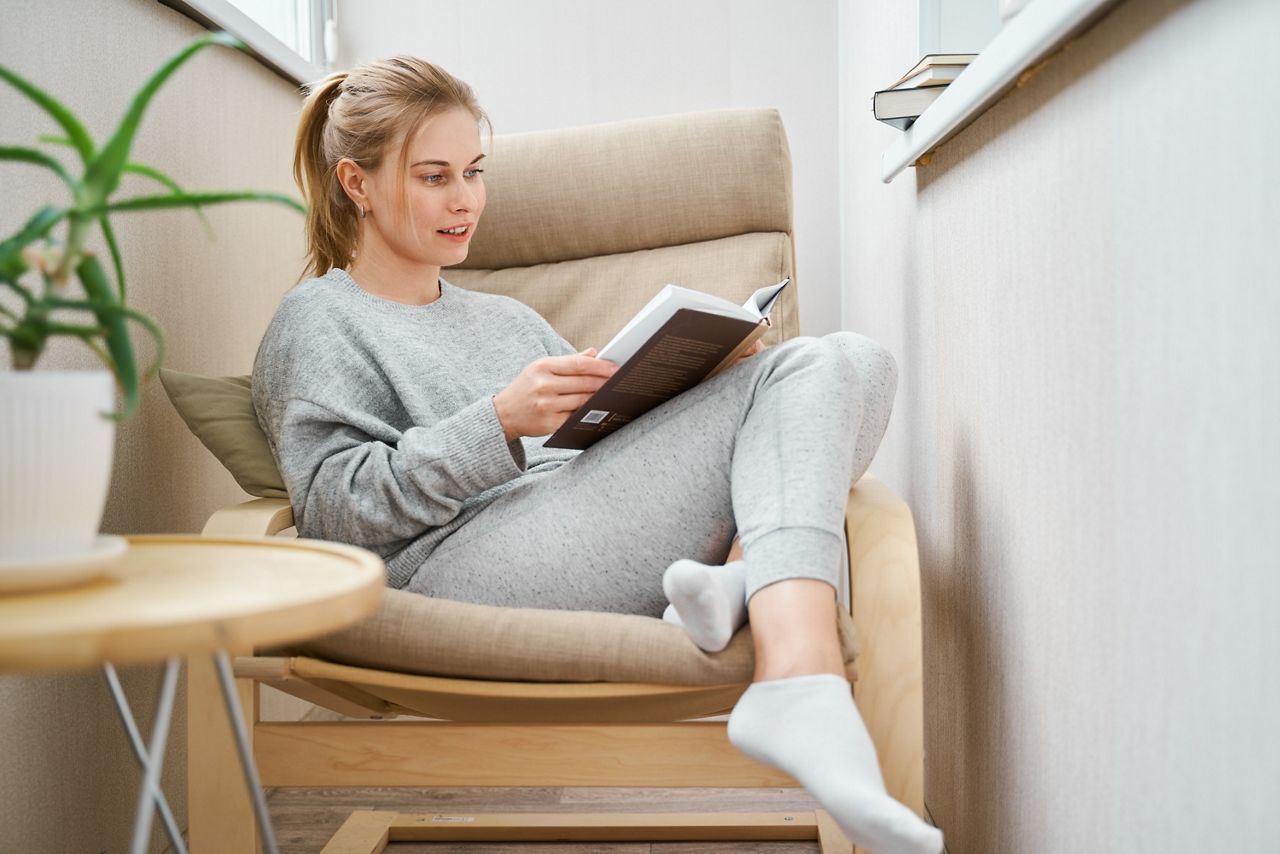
left=358, top=204, right=366, bottom=219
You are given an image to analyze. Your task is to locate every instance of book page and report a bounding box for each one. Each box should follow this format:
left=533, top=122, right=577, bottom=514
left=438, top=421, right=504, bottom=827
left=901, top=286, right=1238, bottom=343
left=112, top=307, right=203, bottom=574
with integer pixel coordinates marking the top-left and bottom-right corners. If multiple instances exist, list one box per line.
left=743, top=278, right=790, bottom=319
left=598, top=285, right=753, bottom=365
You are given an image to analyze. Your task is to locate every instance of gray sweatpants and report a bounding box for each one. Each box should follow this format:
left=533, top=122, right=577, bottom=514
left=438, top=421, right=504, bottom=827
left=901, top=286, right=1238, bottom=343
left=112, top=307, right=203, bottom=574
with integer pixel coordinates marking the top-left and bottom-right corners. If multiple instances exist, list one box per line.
left=406, top=332, right=898, bottom=617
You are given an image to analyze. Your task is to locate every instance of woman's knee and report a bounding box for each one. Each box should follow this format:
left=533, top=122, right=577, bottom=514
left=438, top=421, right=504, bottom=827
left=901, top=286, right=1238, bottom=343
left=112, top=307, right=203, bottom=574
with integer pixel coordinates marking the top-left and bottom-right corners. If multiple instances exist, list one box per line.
left=819, top=331, right=898, bottom=395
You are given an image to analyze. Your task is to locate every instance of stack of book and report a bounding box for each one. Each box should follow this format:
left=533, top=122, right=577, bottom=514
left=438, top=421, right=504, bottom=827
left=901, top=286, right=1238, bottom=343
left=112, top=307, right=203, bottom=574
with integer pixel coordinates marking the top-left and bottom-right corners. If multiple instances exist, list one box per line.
left=872, top=53, right=976, bottom=131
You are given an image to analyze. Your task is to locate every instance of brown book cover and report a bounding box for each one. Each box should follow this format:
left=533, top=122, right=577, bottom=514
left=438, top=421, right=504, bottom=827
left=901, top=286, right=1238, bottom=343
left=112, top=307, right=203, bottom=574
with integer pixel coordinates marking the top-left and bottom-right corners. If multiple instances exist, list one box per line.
left=544, top=308, right=767, bottom=450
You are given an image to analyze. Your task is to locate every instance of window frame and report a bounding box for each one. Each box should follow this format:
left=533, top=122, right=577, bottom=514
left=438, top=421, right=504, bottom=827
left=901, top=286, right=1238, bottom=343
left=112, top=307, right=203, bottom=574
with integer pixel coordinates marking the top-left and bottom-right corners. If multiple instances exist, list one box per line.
left=158, top=0, right=335, bottom=85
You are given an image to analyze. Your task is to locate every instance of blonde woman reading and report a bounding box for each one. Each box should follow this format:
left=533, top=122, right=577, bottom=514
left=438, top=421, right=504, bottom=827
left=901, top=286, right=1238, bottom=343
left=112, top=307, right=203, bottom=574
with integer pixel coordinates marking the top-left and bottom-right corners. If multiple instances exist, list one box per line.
left=252, top=56, right=943, bottom=854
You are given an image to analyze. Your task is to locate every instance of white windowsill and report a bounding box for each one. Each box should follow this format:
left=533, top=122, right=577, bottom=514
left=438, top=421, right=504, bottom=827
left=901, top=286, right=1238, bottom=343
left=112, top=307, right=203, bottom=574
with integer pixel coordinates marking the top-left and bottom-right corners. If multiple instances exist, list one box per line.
left=881, top=0, right=1124, bottom=182
left=159, top=0, right=325, bottom=86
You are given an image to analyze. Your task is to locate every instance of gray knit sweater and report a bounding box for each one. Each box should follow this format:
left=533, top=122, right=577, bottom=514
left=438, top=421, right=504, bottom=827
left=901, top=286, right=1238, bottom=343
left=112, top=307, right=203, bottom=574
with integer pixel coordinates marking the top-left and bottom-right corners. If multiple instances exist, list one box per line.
left=252, top=268, right=581, bottom=588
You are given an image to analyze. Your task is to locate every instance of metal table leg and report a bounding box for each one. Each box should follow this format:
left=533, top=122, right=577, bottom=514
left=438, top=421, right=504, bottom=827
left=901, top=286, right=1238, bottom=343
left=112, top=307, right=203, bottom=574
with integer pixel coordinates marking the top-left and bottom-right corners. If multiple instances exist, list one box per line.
left=213, top=650, right=280, bottom=854
left=108, top=653, right=280, bottom=854
left=107, top=657, right=181, bottom=854
left=103, top=662, right=187, bottom=854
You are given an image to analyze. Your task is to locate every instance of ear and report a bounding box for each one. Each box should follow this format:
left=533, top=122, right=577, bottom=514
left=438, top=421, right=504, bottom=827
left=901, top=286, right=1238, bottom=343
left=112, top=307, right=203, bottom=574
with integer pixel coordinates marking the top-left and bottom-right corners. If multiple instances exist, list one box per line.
left=335, top=158, right=369, bottom=211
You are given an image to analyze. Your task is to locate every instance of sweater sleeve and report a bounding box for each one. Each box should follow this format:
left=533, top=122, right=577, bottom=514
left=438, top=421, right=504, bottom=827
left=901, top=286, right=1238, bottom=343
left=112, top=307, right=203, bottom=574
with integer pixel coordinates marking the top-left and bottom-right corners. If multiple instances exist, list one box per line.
left=266, top=393, right=526, bottom=551
left=532, top=313, right=579, bottom=357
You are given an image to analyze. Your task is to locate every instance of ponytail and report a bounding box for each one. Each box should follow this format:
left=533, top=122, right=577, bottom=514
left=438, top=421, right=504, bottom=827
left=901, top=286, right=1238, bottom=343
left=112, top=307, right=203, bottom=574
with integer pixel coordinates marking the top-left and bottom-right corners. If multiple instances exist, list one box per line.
left=294, top=71, right=355, bottom=280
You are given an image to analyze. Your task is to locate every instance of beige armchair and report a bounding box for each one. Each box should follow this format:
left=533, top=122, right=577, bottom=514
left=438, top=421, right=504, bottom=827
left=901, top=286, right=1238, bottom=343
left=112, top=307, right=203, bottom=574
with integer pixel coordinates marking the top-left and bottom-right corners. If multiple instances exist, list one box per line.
left=166, top=108, right=927, bottom=853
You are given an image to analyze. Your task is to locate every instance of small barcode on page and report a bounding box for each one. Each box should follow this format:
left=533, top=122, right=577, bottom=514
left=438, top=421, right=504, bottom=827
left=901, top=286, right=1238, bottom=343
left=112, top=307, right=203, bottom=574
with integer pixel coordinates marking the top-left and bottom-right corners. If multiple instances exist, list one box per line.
left=582, top=410, right=609, bottom=424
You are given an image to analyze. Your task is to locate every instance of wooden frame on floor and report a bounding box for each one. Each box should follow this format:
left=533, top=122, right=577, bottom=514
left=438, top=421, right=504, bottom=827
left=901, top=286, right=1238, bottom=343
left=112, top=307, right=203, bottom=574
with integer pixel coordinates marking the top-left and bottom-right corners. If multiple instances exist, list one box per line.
left=322, top=809, right=853, bottom=853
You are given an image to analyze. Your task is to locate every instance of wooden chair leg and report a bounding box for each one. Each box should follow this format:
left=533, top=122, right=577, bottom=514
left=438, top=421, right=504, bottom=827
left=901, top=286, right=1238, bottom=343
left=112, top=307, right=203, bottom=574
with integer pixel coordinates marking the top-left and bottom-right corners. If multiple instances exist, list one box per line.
left=321, top=810, right=854, bottom=853
left=187, top=648, right=261, bottom=853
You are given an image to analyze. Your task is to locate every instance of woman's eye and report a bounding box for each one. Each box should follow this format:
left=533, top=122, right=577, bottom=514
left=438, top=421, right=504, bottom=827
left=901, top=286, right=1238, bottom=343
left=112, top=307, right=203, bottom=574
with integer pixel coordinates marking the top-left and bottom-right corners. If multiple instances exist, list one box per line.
left=465, top=168, right=484, bottom=178
left=423, top=174, right=443, bottom=184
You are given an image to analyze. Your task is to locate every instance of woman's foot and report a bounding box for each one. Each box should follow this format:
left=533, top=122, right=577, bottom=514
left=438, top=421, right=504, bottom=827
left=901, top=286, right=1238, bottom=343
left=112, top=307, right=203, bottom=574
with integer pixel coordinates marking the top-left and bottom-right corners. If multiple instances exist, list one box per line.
left=661, top=559, right=747, bottom=652
left=727, top=673, right=944, bottom=854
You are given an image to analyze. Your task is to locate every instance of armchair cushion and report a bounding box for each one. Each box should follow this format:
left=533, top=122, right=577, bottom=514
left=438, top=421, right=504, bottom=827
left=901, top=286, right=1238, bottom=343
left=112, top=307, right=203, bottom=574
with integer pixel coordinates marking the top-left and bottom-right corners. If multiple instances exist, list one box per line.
left=456, top=108, right=793, bottom=271
left=158, top=368, right=286, bottom=499
left=450, top=232, right=798, bottom=352
left=268, top=588, right=859, bottom=685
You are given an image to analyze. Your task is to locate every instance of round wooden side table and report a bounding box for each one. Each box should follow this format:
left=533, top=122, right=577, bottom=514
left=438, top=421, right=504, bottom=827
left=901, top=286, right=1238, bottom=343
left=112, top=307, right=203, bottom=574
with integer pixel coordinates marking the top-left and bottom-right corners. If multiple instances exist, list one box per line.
left=0, top=534, right=384, bottom=854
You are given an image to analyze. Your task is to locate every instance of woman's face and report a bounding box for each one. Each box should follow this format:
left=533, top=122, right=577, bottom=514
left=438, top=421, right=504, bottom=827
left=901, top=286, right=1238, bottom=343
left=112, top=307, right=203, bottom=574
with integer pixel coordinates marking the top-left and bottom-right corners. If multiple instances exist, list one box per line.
left=363, top=107, right=486, bottom=269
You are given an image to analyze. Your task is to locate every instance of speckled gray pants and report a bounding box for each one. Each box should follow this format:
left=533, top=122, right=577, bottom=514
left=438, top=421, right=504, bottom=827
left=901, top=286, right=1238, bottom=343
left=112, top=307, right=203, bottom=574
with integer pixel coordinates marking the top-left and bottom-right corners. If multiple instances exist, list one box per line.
left=405, top=332, right=898, bottom=617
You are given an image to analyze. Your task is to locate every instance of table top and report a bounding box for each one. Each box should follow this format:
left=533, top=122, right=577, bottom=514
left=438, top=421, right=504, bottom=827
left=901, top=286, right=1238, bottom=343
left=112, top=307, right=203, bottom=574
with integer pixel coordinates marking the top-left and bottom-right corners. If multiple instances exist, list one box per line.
left=0, top=535, right=384, bottom=674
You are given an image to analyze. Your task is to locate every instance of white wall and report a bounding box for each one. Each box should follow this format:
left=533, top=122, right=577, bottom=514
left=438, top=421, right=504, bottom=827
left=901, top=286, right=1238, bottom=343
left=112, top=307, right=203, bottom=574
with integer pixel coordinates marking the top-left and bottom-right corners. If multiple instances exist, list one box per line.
left=839, top=0, right=1280, bottom=850
left=336, top=0, right=843, bottom=336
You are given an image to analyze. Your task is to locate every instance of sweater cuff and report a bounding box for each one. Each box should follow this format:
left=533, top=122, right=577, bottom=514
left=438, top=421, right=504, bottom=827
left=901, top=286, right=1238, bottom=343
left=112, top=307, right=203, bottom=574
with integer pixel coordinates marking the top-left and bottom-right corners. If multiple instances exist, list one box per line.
left=412, top=395, right=526, bottom=495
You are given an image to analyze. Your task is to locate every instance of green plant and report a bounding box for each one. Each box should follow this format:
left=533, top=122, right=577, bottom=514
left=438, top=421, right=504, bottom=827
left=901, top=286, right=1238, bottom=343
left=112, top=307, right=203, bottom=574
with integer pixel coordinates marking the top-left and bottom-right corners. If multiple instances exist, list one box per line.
left=0, top=31, right=304, bottom=418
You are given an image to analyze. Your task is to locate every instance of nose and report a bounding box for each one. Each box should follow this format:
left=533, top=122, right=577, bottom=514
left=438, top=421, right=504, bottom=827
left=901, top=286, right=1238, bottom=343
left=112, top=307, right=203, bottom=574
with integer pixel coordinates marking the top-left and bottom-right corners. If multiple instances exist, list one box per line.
left=450, top=179, right=479, bottom=213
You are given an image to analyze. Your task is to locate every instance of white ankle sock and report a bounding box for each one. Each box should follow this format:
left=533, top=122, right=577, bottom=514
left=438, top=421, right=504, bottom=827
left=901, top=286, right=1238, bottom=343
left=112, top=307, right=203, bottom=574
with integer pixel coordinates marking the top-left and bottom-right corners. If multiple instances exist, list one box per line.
left=661, top=559, right=747, bottom=652
left=727, top=673, right=944, bottom=854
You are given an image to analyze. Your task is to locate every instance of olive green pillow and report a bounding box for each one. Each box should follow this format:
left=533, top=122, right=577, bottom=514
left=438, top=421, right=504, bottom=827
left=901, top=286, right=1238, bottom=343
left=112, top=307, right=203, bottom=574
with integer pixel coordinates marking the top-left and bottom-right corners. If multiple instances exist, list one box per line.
left=158, top=368, right=287, bottom=499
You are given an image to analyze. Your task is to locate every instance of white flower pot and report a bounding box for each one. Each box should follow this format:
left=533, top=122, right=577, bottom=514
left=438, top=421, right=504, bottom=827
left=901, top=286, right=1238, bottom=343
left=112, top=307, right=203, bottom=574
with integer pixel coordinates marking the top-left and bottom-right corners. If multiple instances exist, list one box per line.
left=0, top=370, right=116, bottom=563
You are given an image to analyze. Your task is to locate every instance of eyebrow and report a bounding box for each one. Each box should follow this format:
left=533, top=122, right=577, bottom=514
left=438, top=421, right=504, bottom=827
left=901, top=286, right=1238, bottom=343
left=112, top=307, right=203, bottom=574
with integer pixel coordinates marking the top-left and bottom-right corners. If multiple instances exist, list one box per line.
left=411, top=153, right=486, bottom=168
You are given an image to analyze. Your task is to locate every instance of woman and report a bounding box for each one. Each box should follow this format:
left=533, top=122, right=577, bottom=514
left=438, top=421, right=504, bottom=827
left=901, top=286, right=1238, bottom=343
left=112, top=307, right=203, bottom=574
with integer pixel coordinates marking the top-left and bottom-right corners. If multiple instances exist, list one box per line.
left=253, top=56, right=943, bottom=854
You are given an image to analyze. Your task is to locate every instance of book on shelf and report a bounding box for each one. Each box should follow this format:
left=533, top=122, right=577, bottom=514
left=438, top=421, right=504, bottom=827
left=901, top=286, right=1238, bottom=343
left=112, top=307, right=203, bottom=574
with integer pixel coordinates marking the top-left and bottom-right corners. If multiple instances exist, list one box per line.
left=892, top=63, right=969, bottom=90
left=888, top=53, right=977, bottom=89
left=873, top=53, right=977, bottom=131
left=873, top=85, right=948, bottom=131
left=543, top=278, right=791, bottom=450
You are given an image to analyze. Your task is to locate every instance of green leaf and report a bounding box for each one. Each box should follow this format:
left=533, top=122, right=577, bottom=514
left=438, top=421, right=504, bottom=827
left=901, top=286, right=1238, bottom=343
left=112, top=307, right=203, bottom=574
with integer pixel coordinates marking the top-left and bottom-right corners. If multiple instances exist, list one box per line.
left=99, top=190, right=306, bottom=215
left=116, top=304, right=165, bottom=380
left=1, top=278, right=35, bottom=304
left=49, top=296, right=166, bottom=379
left=0, top=206, right=68, bottom=282
left=98, top=215, right=127, bottom=301
left=121, top=161, right=183, bottom=194
left=0, top=64, right=95, bottom=163
left=76, top=254, right=138, bottom=420
left=44, top=320, right=106, bottom=337
left=82, top=32, right=244, bottom=205
left=0, top=145, right=77, bottom=190
left=41, top=139, right=193, bottom=213
left=121, top=162, right=214, bottom=237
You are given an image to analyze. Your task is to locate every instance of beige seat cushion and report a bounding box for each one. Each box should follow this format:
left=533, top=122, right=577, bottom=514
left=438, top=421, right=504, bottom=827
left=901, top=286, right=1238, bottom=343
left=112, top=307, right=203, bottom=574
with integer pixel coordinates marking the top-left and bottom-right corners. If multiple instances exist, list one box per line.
left=269, top=588, right=859, bottom=685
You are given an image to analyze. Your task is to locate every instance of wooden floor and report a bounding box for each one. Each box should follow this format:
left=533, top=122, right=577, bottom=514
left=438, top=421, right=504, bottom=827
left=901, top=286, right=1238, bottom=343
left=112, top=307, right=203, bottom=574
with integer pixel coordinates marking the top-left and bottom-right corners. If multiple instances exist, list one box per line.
left=266, top=786, right=825, bottom=853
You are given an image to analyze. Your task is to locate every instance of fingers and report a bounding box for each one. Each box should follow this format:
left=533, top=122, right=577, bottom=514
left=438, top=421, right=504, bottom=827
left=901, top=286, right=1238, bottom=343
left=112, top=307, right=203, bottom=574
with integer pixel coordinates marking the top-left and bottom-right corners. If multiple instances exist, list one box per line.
left=546, top=350, right=618, bottom=378
left=548, top=392, right=596, bottom=414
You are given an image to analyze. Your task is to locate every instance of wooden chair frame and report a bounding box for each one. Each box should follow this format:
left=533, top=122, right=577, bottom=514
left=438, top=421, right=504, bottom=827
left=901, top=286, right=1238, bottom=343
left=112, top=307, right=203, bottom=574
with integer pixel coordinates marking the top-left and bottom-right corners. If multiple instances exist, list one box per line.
left=187, top=475, right=926, bottom=853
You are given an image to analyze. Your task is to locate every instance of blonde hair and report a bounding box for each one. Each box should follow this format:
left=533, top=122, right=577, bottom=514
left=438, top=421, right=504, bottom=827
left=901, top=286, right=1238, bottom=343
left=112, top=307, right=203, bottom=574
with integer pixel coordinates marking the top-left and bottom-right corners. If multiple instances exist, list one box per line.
left=294, top=56, right=491, bottom=279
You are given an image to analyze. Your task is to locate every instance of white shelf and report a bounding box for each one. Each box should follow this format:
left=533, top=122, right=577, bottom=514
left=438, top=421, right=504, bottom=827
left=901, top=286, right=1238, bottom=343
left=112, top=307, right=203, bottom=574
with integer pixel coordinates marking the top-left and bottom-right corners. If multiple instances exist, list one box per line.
left=881, top=0, right=1124, bottom=182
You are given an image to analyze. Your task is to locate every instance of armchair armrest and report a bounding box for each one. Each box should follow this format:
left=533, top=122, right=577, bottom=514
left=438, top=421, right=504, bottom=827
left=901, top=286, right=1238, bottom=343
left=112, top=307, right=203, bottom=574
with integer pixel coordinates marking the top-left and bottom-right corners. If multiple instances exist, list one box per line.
left=201, top=497, right=294, bottom=537
left=843, top=475, right=926, bottom=817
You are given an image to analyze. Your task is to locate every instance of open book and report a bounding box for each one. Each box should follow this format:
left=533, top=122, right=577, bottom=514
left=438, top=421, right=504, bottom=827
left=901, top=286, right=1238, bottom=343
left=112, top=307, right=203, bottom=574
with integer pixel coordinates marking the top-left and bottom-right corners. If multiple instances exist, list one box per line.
left=543, top=278, right=790, bottom=450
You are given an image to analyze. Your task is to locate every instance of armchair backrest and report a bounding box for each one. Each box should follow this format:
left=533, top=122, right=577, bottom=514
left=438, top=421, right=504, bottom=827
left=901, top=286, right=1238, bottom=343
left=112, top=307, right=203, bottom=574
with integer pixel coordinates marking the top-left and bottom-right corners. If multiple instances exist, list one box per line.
left=447, top=108, right=800, bottom=350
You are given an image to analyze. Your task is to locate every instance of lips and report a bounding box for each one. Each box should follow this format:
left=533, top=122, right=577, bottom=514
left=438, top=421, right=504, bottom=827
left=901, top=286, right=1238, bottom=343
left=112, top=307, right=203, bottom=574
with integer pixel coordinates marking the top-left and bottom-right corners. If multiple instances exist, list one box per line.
left=436, top=223, right=472, bottom=244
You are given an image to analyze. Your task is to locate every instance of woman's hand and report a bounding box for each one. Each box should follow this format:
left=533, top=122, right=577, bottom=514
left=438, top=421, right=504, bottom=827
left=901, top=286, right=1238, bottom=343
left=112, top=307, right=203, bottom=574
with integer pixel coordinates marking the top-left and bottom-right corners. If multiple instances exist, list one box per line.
left=735, top=339, right=766, bottom=365
left=493, top=348, right=618, bottom=441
